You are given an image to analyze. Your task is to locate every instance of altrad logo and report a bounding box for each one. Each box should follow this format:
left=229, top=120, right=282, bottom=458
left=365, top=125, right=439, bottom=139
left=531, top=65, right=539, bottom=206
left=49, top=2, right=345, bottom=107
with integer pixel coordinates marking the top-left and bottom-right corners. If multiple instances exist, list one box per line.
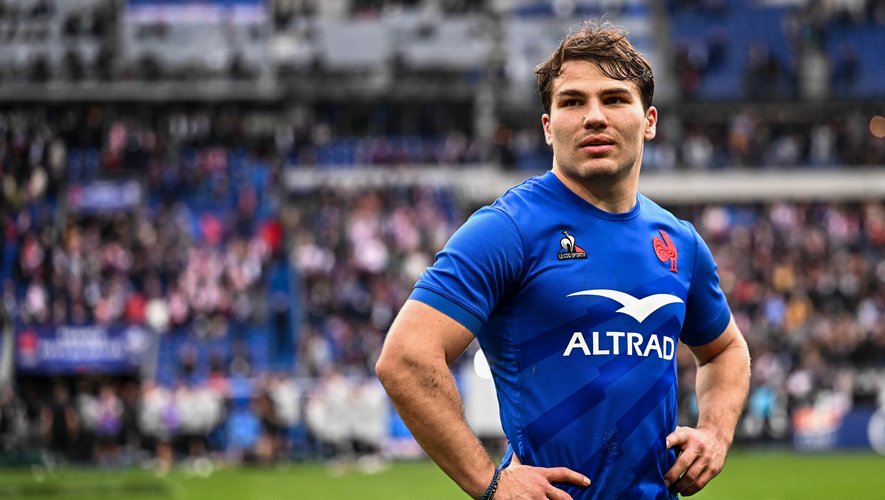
left=566, top=289, right=683, bottom=323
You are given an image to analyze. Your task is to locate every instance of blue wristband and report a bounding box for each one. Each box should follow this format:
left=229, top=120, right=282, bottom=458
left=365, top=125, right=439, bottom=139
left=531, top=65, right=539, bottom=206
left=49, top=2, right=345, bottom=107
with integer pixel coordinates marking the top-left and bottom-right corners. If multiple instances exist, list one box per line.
left=480, top=467, right=501, bottom=500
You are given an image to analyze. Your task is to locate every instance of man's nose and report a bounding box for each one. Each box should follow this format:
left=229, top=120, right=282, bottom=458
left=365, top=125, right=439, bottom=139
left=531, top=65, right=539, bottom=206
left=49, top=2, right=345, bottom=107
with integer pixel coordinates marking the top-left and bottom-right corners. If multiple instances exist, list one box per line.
left=582, top=101, right=607, bottom=128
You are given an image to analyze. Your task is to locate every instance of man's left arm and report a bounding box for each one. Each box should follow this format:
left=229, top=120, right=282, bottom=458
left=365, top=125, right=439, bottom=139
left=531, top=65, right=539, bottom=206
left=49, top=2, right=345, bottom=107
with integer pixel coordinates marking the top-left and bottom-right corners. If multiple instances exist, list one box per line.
left=664, top=316, right=751, bottom=496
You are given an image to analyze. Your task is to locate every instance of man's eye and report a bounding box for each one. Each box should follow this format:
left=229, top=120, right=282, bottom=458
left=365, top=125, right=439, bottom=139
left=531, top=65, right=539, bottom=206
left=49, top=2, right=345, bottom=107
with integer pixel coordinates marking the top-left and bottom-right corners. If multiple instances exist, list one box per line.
left=605, top=97, right=626, bottom=104
left=563, top=99, right=580, bottom=107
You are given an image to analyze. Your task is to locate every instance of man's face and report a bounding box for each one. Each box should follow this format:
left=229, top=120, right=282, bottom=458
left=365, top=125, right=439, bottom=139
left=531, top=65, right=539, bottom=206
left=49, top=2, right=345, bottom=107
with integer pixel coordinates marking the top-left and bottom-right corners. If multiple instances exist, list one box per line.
left=542, top=60, right=657, bottom=183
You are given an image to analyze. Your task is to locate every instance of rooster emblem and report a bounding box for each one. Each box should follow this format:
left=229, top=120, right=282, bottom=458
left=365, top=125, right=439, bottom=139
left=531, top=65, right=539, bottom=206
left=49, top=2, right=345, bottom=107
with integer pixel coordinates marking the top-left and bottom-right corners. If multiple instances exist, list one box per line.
left=560, top=230, right=576, bottom=253
left=653, top=230, right=678, bottom=273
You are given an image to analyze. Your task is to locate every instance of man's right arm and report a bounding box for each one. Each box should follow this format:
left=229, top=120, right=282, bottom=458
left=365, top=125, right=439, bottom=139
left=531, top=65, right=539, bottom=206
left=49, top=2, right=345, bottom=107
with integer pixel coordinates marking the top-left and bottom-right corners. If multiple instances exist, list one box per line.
left=375, top=299, right=590, bottom=499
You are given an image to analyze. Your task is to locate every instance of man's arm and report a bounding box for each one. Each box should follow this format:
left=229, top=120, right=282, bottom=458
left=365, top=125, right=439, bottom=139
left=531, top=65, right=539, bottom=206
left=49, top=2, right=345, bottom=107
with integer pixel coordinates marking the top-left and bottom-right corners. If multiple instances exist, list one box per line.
left=376, top=299, right=589, bottom=499
left=664, top=316, right=750, bottom=497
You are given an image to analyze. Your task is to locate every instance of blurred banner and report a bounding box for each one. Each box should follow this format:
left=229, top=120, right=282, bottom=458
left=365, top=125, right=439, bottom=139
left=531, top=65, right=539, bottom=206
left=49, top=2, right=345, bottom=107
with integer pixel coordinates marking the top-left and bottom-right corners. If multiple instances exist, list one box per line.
left=66, top=180, right=142, bottom=214
left=127, top=0, right=266, bottom=24
left=793, top=406, right=885, bottom=455
left=15, top=325, right=154, bottom=376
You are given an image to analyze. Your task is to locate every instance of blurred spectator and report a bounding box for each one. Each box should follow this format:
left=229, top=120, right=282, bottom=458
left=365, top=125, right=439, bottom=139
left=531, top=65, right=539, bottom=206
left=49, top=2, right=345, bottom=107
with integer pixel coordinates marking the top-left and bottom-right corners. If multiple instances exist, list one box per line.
left=139, top=380, right=177, bottom=474
left=673, top=39, right=706, bottom=100
left=831, top=42, right=859, bottom=95
left=41, top=383, right=81, bottom=464
left=305, top=368, right=353, bottom=467
left=252, top=385, right=282, bottom=465
left=351, top=376, right=389, bottom=473
left=93, top=383, right=123, bottom=466
left=745, top=41, right=789, bottom=100
left=0, top=385, right=28, bottom=453
left=175, top=382, right=224, bottom=469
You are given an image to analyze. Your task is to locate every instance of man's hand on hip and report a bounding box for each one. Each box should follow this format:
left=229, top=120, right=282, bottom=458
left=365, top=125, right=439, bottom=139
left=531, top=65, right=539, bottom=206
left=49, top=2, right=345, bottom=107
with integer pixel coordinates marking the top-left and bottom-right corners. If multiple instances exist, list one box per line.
left=664, top=425, right=729, bottom=496
left=492, top=454, right=590, bottom=500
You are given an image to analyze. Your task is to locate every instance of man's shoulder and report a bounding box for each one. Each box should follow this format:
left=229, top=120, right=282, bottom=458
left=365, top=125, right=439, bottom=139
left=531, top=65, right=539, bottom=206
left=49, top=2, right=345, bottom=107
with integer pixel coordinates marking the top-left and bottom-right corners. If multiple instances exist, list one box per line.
left=453, top=174, right=555, bottom=247
left=638, top=193, right=696, bottom=233
left=489, top=173, right=556, bottom=216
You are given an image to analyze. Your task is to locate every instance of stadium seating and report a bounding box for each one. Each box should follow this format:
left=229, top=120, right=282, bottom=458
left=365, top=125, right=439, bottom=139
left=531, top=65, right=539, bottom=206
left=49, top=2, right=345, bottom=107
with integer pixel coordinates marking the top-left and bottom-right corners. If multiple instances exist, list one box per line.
left=668, top=0, right=796, bottom=100
left=825, top=21, right=885, bottom=97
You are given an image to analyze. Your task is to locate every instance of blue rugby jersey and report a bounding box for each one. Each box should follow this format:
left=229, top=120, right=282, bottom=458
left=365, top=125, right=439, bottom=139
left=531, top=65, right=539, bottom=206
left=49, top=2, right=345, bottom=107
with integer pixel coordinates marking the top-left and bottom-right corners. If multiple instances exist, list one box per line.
left=410, top=171, right=731, bottom=499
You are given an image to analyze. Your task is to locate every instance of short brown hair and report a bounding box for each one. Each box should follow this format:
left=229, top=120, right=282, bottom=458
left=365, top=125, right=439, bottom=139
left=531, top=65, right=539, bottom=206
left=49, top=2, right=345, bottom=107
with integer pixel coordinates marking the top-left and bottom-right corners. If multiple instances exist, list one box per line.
left=535, top=19, right=654, bottom=113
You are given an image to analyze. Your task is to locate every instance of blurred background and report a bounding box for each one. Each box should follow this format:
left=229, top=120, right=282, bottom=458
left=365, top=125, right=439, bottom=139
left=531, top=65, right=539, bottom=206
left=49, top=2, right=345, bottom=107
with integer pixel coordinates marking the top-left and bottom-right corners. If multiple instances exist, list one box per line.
left=0, top=0, right=884, bottom=490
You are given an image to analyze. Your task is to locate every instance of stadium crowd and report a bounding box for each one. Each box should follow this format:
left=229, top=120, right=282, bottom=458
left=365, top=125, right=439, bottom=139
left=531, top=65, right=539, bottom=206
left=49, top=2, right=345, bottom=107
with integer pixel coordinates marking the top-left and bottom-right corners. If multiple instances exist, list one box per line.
left=2, top=96, right=885, bottom=467
left=513, top=106, right=885, bottom=172
left=5, top=103, right=882, bottom=189
left=0, top=104, right=412, bottom=469
left=674, top=201, right=885, bottom=441
left=3, top=107, right=285, bottom=334
left=291, top=186, right=460, bottom=378
left=292, top=188, right=885, bottom=443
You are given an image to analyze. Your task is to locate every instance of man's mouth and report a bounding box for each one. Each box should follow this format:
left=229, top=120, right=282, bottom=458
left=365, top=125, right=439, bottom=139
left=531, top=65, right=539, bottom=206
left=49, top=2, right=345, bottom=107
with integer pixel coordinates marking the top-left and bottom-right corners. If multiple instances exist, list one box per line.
left=579, top=137, right=615, bottom=154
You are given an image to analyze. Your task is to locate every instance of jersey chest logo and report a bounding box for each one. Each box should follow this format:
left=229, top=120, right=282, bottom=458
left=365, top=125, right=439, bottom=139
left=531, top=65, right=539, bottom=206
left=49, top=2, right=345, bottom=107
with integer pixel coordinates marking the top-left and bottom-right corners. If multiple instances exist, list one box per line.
left=557, top=230, right=587, bottom=260
left=567, top=289, right=684, bottom=322
left=653, top=230, right=678, bottom=273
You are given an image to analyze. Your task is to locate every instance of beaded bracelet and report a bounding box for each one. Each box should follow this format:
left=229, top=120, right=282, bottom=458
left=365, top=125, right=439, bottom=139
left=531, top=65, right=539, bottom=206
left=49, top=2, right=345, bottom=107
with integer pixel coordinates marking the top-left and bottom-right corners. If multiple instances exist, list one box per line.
left=480, top=466, right=501, bottom=500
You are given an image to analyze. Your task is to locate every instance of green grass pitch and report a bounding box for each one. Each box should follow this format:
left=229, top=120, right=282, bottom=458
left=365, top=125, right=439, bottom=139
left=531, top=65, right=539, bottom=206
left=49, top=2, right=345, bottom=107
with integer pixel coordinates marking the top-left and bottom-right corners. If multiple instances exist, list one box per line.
left=0, top=450, right=883, bottom=499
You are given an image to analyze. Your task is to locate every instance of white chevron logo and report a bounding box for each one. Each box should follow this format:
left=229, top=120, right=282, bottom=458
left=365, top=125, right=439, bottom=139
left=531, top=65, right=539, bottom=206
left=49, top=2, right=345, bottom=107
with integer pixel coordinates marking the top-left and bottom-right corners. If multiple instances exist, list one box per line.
left=567, top=289, right=684, bottom=323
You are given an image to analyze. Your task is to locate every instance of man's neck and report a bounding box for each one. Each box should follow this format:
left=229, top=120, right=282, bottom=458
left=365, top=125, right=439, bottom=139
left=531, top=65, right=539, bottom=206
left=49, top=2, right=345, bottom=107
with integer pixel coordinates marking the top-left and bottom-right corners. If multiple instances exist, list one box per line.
left=552, top=168, right=639, bottom=214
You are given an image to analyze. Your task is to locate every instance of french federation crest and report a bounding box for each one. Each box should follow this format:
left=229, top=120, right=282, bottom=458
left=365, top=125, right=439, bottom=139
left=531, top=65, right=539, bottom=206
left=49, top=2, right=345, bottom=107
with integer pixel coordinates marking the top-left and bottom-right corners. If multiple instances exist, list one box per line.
left=653, top=229, right=678, bottom=272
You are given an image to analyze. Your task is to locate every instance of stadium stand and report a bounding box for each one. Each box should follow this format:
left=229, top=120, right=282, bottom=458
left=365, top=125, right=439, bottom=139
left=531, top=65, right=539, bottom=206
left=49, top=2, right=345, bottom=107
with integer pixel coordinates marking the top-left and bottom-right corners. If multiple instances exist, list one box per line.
left=667, top=0, right=885, bottom=100
left=0, top=0, right=883, bottom=469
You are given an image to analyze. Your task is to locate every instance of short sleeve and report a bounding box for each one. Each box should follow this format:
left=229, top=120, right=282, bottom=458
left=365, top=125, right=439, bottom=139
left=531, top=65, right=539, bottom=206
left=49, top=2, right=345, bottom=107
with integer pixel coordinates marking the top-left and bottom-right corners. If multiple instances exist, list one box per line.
left=411, top=207, right=524, bottom=334
left=680, top=226, right=732, bottom=346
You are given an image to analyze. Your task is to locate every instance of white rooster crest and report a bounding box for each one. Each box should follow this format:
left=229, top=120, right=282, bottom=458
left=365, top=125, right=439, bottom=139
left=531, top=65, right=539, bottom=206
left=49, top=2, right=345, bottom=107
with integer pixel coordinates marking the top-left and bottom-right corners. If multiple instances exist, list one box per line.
left=560, top=230, right=576, bottom=252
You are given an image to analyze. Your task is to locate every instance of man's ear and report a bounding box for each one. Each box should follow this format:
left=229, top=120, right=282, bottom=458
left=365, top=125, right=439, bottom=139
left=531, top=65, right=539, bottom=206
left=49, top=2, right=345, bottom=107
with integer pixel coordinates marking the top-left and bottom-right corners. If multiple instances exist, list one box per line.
left=644, top=106, right=658, bottom=141
left=542, top=114, right=553, bottom=145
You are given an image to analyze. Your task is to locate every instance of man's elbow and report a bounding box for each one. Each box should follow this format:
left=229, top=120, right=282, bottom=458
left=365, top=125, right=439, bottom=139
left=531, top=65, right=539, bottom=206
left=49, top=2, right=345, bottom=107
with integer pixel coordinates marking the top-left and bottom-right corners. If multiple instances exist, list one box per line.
left=375, top=349, right=397, bottom=387
left=375, top=345, right=413, bottom=390
left=375, top=352, right=394, bottom=387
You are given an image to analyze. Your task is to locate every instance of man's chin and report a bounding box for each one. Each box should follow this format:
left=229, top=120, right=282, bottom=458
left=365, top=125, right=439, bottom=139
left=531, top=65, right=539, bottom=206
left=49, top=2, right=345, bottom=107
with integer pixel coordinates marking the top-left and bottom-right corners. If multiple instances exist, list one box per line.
left=572, top=163, right=633, bottom=181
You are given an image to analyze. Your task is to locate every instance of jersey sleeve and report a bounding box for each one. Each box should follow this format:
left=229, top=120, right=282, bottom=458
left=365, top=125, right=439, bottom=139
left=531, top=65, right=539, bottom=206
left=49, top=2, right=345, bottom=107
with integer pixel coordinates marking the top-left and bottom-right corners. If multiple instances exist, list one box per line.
left=410, top=206, right=524, bottom=335
left=680, top=225, right=732, bottom=346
